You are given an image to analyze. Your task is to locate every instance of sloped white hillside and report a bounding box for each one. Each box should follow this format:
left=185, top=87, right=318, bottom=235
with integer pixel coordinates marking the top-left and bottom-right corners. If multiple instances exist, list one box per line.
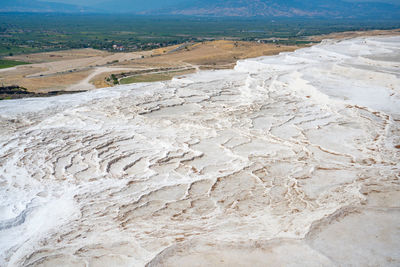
left=0, top=36, right=399, bottom=266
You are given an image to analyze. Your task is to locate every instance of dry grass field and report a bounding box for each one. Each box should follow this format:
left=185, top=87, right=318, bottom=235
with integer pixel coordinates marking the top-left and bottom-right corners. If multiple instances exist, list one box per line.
left=7, top=48, right=111, bottom=64
left=305, top=28, right=400, bottom=42
left=130, top=40, right=301, bottom=69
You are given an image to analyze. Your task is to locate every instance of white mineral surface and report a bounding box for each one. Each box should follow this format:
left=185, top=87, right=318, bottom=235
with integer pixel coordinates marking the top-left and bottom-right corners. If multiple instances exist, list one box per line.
left=0, top=36, right=399, bottom=266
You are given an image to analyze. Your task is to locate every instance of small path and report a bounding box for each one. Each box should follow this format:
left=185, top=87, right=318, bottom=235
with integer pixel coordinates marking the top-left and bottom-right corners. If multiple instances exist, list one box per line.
left=0, top=67, right=17, bottom=73
left=167, top=42, right=194, bottom=54
left=66, top=67, right=138, bottom=91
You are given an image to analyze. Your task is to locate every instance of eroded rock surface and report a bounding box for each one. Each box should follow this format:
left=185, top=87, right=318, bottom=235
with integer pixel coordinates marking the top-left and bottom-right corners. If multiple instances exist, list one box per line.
left=0, top=36, right=399, bottom=266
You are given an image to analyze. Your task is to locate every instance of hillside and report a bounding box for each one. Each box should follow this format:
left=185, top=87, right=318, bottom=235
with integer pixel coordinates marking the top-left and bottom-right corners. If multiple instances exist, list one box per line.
left=1, top=0, right=399, bottom=19
left=0, top=41, right=301, bottom=93
left=150, top=0, right=400, bottom=19
left=0, top=0, right=97, bottom=13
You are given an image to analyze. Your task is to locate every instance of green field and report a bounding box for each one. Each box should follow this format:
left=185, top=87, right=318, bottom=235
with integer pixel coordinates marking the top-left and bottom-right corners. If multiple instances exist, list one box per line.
left=120, top=73, right=175, bottom=84
left=0, top=59, right=29, bottom=69
left=0, top=13, right=399, bottom=57
left=120, top=70, right=195, bottom=84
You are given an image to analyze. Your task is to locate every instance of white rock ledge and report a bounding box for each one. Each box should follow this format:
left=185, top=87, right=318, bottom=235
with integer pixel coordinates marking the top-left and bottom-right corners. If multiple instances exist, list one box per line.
left=0, top=36, right=399, bottom=266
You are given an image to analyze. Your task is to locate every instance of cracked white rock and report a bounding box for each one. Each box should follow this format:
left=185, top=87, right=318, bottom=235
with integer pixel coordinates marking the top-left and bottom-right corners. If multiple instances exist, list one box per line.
left=0, top=36, right=399, bottom=266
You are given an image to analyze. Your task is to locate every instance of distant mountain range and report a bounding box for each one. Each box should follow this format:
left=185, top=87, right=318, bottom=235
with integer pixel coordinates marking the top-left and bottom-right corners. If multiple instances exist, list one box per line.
left=1, top=0, right=399, bottom=19
left=149, top=0, right=400, bottom=19
left=0, top=0, right=97, bottom=13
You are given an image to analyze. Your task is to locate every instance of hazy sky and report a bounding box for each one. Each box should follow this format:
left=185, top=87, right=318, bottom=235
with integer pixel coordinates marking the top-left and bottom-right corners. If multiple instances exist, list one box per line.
left=42, top=0, right=182, bottom=4
left=43, top=0, right=400, bottom=4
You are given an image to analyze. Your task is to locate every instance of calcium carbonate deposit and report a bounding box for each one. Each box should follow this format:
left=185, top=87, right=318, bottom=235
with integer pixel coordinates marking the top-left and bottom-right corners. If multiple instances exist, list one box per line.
left=0, top=36, right=399, bottom=266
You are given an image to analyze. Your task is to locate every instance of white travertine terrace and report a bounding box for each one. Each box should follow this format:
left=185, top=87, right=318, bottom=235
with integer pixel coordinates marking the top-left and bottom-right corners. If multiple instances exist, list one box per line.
left=0, top=36, right=399, bottom=266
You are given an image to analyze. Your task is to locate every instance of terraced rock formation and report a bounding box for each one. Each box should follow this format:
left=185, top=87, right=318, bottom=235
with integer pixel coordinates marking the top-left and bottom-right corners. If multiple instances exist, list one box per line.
left=0, top=36, right=399, bottom=266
